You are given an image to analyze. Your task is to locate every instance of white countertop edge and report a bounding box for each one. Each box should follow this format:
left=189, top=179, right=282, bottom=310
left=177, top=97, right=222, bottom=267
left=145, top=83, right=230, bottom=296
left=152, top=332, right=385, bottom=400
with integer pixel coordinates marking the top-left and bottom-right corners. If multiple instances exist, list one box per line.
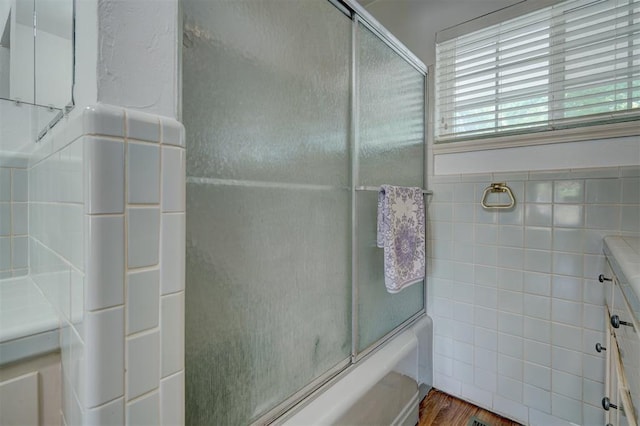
left=0, top=329, right=60, bottom=367
left=604, top=235, right=640, bottom=309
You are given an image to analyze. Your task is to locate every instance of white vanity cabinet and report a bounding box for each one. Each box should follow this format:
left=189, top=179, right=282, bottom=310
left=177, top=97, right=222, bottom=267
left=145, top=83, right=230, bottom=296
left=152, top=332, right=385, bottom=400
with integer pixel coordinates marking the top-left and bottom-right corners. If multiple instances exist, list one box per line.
left=601, top=236, right=640, bottom=426
left=0, top=351, right=61, bottom=426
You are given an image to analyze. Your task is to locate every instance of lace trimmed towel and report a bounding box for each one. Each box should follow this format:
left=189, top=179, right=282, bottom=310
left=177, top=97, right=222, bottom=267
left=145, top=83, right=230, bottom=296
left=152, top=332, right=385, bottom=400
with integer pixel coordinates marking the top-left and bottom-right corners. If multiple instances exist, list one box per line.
left=377, top=185, right=426, bottom=293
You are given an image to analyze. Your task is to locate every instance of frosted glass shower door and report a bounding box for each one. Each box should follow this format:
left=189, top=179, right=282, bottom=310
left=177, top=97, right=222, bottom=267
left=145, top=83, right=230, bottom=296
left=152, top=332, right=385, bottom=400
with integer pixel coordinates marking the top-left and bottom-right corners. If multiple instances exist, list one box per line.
left=183, top=1, right=352, bottom=424
left=356, top=23, right=426, bottom=353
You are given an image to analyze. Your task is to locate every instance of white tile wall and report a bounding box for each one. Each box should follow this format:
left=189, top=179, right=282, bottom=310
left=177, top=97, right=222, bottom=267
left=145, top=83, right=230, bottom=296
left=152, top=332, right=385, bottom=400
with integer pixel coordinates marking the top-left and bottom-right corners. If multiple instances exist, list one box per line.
left=0, top=161, right=29, bottom=277
left=428, top=167, right=640, bottom=425
left=24, top=104, right=185, bottom=426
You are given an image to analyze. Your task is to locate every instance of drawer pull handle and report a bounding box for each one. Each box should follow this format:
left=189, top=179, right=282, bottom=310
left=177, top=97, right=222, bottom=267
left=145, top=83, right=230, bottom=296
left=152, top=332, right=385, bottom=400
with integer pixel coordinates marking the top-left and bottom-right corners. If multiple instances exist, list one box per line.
left=611, top=315, right=634, bottom=329
left=602, top=397, right=618, bottom=411
left=595, top=343, right=606, bottom=352
left=599, top=274, right=612, bottom=283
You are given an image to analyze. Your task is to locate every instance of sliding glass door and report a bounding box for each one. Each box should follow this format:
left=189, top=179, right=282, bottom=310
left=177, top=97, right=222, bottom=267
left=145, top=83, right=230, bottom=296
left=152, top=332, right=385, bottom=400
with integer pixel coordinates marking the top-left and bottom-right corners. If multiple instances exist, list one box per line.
left=356, top=22, right=426, bottom=354
left=183, top=1, right=425, bottom=424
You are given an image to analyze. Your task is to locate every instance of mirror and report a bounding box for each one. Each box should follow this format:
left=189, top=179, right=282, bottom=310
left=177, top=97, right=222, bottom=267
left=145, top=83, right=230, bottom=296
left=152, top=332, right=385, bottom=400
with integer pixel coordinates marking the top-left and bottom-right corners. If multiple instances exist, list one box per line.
left=0, top=0, right=73, bottom=107
left=0, top=0, right=73, bottom=146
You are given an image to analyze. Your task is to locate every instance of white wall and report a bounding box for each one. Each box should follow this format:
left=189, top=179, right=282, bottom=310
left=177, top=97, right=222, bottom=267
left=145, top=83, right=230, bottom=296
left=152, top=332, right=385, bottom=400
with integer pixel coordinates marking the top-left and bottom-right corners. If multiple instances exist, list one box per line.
left=364, top=0, right=640, bottom=175
left=364, top=0, right=521, bottom=67
left=73, top=0, right=180, bottom=119
left=96, top=0, right=179, bottom=119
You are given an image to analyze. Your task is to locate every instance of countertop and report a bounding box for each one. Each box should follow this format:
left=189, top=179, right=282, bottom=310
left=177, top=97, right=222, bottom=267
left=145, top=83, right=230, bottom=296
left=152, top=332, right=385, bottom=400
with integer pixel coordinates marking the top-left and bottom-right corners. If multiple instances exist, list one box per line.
left=0, top=277, right=60, bottom=366
left=604, top=235, right=640, bottom=323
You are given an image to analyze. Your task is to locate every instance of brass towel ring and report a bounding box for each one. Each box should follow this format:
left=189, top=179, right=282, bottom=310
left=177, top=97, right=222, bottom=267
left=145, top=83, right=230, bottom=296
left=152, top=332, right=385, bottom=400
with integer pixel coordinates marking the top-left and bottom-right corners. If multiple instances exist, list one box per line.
left=481, top=182, right=515, bottom=209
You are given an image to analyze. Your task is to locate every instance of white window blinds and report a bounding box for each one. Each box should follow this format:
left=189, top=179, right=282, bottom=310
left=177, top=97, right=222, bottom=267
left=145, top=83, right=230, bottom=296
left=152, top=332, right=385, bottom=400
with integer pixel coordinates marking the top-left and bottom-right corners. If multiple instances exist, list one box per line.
left=435, top=0, right=640, bottom=143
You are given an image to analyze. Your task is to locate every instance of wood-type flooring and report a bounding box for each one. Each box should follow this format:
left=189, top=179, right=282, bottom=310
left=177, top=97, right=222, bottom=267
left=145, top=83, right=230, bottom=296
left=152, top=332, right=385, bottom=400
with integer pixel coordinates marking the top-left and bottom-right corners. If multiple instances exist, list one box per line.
left=418, top=389, right=522, bottom=426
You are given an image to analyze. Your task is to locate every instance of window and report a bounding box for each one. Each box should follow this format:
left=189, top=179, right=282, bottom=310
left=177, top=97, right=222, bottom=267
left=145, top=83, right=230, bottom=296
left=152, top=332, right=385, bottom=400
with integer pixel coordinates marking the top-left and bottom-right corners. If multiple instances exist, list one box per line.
left=435, top=0, right=640, bottom=144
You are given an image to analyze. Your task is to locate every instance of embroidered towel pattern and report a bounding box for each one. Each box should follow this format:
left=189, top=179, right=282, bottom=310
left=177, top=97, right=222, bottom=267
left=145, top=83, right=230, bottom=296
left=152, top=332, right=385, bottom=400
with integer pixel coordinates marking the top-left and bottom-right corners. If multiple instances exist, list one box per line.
left=377, top=185, right=426, bottom=293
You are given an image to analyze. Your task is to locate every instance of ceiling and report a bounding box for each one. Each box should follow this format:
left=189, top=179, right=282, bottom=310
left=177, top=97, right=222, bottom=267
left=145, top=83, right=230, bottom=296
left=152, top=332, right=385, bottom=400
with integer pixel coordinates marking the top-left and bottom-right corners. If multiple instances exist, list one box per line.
left=361, top=0, right=524, bottom=65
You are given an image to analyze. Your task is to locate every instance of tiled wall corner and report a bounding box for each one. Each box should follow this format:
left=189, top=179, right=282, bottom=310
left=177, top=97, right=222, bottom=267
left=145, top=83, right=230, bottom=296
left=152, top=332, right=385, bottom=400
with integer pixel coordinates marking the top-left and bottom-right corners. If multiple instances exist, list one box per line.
left=122, top=108, right=185, bottom=425
left=428, top=167, right=640, bottom=426
left=51, top=105, right=186, bottom=425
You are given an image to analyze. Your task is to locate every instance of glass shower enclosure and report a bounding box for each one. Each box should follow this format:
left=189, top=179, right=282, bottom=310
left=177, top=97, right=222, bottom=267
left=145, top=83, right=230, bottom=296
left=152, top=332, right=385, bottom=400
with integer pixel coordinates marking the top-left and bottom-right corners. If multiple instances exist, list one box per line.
left=182, top=1, right=426, bottom=424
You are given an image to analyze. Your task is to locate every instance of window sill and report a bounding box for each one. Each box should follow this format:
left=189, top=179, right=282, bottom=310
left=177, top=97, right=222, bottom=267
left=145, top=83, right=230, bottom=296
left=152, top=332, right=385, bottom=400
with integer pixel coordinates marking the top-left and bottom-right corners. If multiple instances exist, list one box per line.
left=432, top=120, right=640, bottom=154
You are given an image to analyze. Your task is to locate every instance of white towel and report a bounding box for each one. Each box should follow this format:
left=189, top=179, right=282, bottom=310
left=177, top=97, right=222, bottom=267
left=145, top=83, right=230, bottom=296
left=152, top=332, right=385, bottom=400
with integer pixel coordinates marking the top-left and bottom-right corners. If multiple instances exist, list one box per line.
left=377, top=185, right=426, bottom=293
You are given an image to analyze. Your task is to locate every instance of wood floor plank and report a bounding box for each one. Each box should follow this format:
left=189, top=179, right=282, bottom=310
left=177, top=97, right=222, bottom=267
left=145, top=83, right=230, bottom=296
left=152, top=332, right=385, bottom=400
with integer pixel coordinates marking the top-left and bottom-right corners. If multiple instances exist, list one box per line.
left=419, top=389, right=522, bottom=426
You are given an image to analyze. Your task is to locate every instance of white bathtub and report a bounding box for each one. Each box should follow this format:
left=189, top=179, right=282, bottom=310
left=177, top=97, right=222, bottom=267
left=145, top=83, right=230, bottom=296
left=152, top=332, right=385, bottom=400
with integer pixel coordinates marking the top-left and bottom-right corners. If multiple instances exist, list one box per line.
left=283, top=316, right=432, bottom=426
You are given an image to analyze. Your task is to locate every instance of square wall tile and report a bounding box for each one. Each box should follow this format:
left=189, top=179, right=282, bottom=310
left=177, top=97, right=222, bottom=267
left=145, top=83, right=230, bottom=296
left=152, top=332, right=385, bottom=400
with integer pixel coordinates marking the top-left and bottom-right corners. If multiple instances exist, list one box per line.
left=552, top=229, right=585, bottom=253
left=585, top=205, right=620, bottom=230
left=582, top=378, right=604, bottom=408
left=525, top=204, right=552, bottom=227
left=127, top=143, right=160, bottom=204
left=475, top=224, right=498, bottom=245
left=498, top=268, right=523, bottom=292
left=585, top=179, right=620, bottom=203
left=583, top=353, right=605, bottom=383
left=524, top=272, right=551, bottom=296
left=524, top=340, right=551, bottom=367
left=493, top=394, right=528, bottom=424
left=551, top=323, right=582, bottom=351
left=499, top=226, right=524, bottom=248
left=11, top=203, right=27, bottom=235
left=127, top=269, right=160, bottom=335
left=621, top=206, right=640, bottom=232
left=551, top=276, right=582, bottom=301
left=474, top=368, right=497, bottom=393
left=621, top=177, right=640, bottom=204
left=552, top=347, right=582, bottom=376
left=524, top=317, right=551, bottom=343
left=161, top=292, right=184, bottom=378
left=126, top=110, right=160, bottom=143
left=551, top=393, right=582, bottom=425
left=498, top=333, right=523, bottom=358
left=0, top=203, right=10, bottom=236
left=498, top=202, right=524, bottom=226
left=524, top=384, right=551, bottom=413
left=553, top=205, right=584, bottom=228
left=525, top=227, right=551, bottom=250
left=161, top=118, right=185, bottom=148
left=85, top=137, right=125, bottom=214
left=525, top=181, right=552, bottom=203
left=161, top=147, right=185, bottom=213
left=497, top=354, right=522, bottom=380
left=461, top=383, right=493, bottom=409
left=524, top=294, right=550, bottom=320
left=126, top=391, right=159, bottom=426
left=529, top=408, right=571, bottom=426
left=83, top=105, right=125, bottom=137
left=0, top=237, right=11, bottom=270
left=524, top=362, right=551, bottom=390
left=552, top=252, right=583, bottom=277
left=127, top=331, right=160, bottom=400
left=11, top=169, right=28, bottom=202
left=498, top=290, right=523, bottom=314
left=86, top=215, right=125, bottom=311
left=84, top=307, right=125, bottom=408
left=127, top=207, right=160, bottom=268
left=11, top=236, right=28, bottom=268
left=552, top=299, right=583, bottom=328
left=583, top=403, right=605, bottom=426
left=0, top=168, right=10, bottom=201
left=554, top=180, right=584, bottom=203
left=497, top=375, right=523, bottom=403
left=85, top=398, right=124, bottom=425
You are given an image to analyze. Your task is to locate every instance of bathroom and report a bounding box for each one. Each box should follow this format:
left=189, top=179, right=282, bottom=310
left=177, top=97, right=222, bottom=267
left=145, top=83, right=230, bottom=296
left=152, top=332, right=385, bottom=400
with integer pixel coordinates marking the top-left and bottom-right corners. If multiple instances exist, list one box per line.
left=0, top=0, right=639, bottom=425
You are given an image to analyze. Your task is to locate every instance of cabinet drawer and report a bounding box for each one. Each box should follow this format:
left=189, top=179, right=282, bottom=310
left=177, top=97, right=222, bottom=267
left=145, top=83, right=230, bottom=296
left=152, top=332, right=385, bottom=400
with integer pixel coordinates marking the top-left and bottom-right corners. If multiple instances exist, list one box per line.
left=612, top=280, right=640, bottom=422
